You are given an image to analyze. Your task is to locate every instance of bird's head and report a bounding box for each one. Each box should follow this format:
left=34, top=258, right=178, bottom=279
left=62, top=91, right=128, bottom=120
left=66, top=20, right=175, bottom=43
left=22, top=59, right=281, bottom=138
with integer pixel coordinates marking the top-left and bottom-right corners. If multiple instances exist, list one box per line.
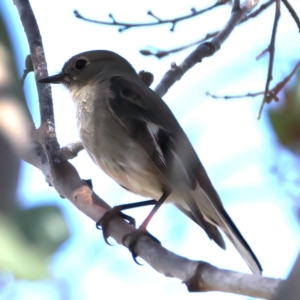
left=38, top=50, right=138, bottom=91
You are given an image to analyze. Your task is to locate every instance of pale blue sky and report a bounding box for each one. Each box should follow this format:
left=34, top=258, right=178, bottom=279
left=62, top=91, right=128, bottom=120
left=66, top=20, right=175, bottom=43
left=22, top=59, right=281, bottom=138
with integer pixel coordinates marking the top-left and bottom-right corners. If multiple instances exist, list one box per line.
left=2, top=0, right=300, bottom=299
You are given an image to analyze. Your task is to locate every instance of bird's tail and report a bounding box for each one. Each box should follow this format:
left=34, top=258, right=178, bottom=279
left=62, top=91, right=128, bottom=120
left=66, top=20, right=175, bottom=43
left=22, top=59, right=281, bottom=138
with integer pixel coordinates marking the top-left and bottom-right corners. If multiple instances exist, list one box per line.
left=184, top=185, right=262, bottom=275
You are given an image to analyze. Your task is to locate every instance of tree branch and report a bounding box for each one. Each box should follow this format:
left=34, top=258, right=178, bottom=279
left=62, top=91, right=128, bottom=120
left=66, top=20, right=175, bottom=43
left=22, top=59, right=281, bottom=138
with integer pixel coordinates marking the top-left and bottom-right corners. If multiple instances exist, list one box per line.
left=154, top=0, right=259, bottom=97
left=74, top=0, right=230, bottom=32
left=13, top=0, right=61, bottom=158
left=206, top=61, right=300, bottom=101
left=281, top=0, right=300, bottom=32
left=12, top=0, right=283, bottom=298
left=140, top=0, right=275, bottom=59
left=13, top=145, right=288, bottom=299
left=258, top=0, right=281, bottom=119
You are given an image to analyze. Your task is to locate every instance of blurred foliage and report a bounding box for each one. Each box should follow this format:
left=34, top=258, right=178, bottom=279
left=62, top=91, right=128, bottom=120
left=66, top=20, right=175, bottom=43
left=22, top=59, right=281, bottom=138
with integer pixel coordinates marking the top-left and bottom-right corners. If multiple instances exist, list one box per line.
left=0, top=204, right=70, bottom=280
left=0, top=11, right=70, bottom=281
left=0, top=212, right=49, bottom=280
left=268, top=71, right=300, bottom=157
left=14, top=205, right=70, bottom=256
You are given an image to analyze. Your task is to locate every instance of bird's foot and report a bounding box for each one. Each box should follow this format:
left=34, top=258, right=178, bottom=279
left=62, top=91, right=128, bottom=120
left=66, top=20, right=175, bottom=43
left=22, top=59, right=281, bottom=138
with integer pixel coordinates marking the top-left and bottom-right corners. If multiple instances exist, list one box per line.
left=122, top=227, right=161, bottom=265
left=96, top=207, right=135, bottom=245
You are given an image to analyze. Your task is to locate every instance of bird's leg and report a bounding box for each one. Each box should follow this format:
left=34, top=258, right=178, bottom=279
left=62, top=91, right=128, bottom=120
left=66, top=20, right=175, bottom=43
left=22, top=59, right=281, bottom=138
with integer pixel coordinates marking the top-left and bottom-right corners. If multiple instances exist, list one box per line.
left=139, top=192, right=170, bottom=231
left=123, top=191, right=171, bottom=264
left=97, top=200, right=157, bottom=245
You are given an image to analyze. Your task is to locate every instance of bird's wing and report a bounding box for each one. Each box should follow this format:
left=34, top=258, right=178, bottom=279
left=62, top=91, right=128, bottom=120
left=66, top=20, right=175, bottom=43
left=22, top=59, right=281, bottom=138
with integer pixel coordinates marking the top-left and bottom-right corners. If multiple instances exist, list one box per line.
left=108, top=76, right=215, bottom=235
left=108, top=76, right=262, bottom=274
left=108, top=76, right=220, bottom=199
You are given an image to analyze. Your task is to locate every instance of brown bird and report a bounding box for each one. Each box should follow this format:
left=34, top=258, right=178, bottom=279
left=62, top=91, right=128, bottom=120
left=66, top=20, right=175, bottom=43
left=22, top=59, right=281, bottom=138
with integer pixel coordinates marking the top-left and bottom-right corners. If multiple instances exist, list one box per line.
left=39, top=50, right=262, bottom=274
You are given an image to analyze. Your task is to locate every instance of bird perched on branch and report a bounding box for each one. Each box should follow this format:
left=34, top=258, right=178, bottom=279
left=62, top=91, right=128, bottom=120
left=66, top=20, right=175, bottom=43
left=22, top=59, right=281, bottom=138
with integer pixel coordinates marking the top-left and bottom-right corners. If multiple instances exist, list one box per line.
left=39, top=50, right=262, bottom=274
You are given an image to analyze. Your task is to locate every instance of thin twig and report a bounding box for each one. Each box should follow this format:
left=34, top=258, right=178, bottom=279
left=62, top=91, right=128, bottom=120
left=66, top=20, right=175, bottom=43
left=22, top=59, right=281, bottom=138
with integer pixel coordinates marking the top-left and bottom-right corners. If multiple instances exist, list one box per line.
left=281, top=0, right=300, bottom=32
left=269, top=61, right=300, bottom=96
left=140, top=32, right=219, bottom=59
left=140, top=0, right=274, bottom=59
left=154, top=0, right=259, bottom=97
left=258, top=0, right=281, bottom=119
left=74, top=0, right=230, bottom=32
left=59, top=141, right=84, bottom=160
left=256, top=47, right=270, bottom=60
left=240, top=0, right=275, bottom=24
left=206, top=61, right=300, bottom=101
left=206, top=91, right=263, bottom=99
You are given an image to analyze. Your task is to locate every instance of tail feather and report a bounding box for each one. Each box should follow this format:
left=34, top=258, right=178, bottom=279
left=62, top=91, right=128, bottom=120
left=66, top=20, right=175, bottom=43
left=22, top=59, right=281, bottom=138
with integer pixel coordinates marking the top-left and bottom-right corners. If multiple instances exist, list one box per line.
left=190, top=185, right=262, bottom=275
left=219, top=208, right=262, bottom=274
left=175, top=203, right=226, bottom=250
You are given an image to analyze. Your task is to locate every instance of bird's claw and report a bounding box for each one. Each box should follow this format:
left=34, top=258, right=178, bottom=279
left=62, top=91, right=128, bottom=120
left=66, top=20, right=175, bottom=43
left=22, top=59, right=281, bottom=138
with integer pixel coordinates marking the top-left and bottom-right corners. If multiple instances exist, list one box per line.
left=122, top=229, right=161, bottom=265
left=96, top=208, right=135, bottom=245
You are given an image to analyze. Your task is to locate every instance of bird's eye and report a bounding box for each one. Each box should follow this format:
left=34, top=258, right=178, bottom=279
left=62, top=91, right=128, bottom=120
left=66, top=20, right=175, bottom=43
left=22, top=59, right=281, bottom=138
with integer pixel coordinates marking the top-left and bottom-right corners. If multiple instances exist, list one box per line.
left=75, top=59, right=87, bottom=70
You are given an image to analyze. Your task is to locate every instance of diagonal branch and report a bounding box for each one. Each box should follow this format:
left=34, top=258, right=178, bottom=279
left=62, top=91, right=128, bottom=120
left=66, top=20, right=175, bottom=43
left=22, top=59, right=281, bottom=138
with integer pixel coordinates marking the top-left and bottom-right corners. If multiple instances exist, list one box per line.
left=141, top=0, right=275, bottom=59
left=74, top=0, right=230, bottom=32
left=154, top=0, right=259, bottom=97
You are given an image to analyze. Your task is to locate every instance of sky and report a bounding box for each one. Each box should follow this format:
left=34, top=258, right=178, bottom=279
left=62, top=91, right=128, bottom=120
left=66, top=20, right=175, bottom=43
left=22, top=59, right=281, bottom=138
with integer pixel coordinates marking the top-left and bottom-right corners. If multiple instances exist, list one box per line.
left=1, top=0, right=300, bottom=299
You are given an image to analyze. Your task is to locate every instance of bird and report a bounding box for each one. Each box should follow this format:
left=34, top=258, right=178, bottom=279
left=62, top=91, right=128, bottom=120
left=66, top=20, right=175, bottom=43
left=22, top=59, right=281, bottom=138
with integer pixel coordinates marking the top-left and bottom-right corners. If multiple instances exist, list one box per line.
left=38, top=50, right=262, bottom=274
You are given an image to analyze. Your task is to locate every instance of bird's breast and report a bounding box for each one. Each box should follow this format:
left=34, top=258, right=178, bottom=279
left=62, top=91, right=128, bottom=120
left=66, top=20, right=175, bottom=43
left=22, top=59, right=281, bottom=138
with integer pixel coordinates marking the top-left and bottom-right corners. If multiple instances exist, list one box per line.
left=73, top=89, right=163, bottom=200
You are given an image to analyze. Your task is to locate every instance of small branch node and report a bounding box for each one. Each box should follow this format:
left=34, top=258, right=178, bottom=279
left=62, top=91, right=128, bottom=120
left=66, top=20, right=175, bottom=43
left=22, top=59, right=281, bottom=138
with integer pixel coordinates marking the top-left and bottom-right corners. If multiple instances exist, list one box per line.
left=170, top=61, right=178, bottom=70
left=170, top=22, right=176, bottom=32
left=147, top=10, right=161, bottom=22
left=119, top=26, right=130, bottom=32
left=256, top=47, right=269, bottom=60
left=108, top=13, right=116, bottom=23
left=191, top=7, right=197, bottom=15
left=73, top=10, right=80, bottom=18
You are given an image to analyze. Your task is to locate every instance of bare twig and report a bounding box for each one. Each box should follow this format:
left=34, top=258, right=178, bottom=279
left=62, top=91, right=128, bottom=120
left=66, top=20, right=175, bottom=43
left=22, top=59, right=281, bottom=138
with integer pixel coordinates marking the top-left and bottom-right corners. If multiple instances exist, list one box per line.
left=206, top=61, right=300, bottom=101
left=59, top=141, right=84, bottom=160
left=74, top=0, right=230, bottom=32
left=154, top=0, right=259, bottom=97
left=258, top=0, right=281, bottom=119
left=256, top=47, right=270, bottom=60
left=240, top=0, right=275, bottom=24
left=267, top=61, right=300, bottom=97
left=207, top=91, right=264, bottom=99
left=282, top=0, right=300, bottom=32
left=140, top=0, right=274, bottom=59
left=140, top=32, right=219, bottom=59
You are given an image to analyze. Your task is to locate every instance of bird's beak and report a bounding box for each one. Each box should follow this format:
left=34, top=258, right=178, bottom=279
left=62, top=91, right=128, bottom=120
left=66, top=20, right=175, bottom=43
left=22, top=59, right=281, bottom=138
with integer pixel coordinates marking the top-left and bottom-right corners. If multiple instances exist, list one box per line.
left=38, top=73, right=68, bottom=84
